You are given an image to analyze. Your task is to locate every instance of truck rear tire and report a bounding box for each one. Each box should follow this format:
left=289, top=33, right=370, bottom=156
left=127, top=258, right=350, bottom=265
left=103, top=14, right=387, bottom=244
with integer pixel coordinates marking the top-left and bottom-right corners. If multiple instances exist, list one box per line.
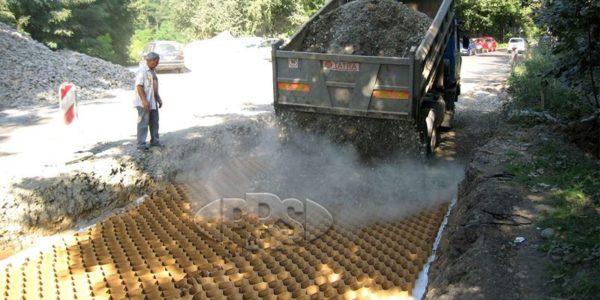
left=419, top=108, right=438, bottom=156
left=425, top=97, right=445, bottom=128
left=444, top=89, right=456, bottom=112
left=419, top=96, right=445, bottom=155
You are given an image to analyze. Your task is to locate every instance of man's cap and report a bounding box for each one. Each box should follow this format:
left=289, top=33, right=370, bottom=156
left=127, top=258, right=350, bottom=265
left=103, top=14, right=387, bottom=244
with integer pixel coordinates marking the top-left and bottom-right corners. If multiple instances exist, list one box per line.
left=145, top=52, right=160, bottom=61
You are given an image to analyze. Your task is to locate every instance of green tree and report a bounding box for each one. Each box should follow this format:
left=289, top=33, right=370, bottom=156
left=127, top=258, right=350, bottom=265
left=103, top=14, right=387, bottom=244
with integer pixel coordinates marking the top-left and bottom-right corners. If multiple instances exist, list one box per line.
left=245, top=0, right=305, bottom=36
left=299, top=0, right=327, bottom=16
left=85, top=33, right=117, bottom=62
left=131, top=0, right=173, bottom=31
left=128, top=0, right=189, bottom=61
left=169, top=0, right=319, bottom=40
left=0, top=0, right=15, bottom=24
left=1, top=0, right=134, bottom=64
left=535, top=0, right=600, bottom=109
left=176, top=0, right=246, bottom=38
left=63, top=0, right=134, bottom=64
left=457, top=0, right=532, bottom=41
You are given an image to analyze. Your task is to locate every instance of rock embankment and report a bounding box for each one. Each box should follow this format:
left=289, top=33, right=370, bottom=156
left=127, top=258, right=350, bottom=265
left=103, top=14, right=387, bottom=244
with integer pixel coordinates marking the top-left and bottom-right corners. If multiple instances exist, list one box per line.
left=0, top=22, right=133, bottom=108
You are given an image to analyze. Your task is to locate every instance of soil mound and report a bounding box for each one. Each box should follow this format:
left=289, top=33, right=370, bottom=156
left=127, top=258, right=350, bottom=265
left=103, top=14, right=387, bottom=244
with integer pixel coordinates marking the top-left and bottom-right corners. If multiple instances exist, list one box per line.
left=0, top=22, right=134, bottom=108
left=301, top=0, right=432, bottom=57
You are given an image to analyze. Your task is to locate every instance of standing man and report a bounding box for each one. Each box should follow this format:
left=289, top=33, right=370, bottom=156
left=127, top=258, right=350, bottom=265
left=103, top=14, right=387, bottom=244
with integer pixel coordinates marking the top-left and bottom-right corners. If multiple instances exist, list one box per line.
left=134, top=52, right=163, bottom=150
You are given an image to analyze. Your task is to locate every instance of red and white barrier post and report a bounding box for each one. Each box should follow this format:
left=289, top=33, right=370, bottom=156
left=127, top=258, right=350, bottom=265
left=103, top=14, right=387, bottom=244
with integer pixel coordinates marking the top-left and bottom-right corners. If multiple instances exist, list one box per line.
left=59, top=83, right=77, bottom=125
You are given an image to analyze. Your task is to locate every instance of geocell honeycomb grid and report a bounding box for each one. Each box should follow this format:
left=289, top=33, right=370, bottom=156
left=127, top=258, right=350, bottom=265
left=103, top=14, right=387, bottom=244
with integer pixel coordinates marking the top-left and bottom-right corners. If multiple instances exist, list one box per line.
left=0, top=184, right=447, bottom=299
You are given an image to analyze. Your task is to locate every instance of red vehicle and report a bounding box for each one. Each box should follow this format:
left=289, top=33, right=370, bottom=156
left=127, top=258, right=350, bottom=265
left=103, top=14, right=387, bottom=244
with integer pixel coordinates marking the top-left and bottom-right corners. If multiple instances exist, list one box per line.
left=470, top=38, right=485, bottom=54
left=483, top=36, right=497, bottom=52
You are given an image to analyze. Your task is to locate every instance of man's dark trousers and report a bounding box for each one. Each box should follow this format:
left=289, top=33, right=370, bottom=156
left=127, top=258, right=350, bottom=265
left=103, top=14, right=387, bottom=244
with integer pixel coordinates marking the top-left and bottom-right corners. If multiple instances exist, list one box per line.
left=136, top=107, right=159, bottom=146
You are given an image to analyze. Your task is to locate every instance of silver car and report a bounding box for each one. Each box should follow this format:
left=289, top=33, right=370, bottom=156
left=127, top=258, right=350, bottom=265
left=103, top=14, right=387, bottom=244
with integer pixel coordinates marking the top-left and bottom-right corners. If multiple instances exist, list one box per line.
left=141, top=41, right=186, bottom=73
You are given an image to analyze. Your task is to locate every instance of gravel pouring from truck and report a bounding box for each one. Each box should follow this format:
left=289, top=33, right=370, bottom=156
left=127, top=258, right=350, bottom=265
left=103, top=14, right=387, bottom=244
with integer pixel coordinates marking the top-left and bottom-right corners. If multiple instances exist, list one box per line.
left=272, top=0, right=461, bottom=154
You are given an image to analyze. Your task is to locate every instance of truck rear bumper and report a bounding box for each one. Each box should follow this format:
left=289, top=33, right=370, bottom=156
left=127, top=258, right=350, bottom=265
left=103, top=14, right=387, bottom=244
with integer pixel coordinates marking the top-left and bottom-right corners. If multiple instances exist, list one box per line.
left=275, top=103, right=413, bottom=121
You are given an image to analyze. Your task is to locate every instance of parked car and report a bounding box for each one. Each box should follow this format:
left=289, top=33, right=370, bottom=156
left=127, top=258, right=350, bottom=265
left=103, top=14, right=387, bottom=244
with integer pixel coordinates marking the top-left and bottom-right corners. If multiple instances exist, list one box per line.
left=508, top=37, right=528, bottom=53
left=471, top=38, right=485, bottom=54
left=460, top=38, right=477, bottom=56
left=141, top=41, right=186, bottom=73
left=483, top=36, right=497, bottom=52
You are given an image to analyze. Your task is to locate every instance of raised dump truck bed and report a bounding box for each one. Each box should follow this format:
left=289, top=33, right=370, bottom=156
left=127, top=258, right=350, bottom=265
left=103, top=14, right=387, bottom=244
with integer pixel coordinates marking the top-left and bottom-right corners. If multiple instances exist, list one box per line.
left=272, top=0, right=461, bottom=153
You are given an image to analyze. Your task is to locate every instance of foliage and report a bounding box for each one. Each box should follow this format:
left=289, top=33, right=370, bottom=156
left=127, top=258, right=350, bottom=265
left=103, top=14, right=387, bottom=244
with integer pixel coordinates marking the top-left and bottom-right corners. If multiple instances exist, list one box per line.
left=299, top=0, right=327, bottom=16
left=0, top=0, right=134, bottom=64
left=534, top=0, right=600, bottom=109
left=0, top=0, right=14, bottom=24
left=129, top=29, right=152, bottom=62
left=127, top=0, right=181, bottom=62
left=169, top=0, right=309, bottom=40
left=172, top=0, right=246, bottom=39
left=508, top=47, right=595, bottom=120
left=245, top=0, right=304, bottom=37
left=131, top=0, right=172, bottom=31
left=85, top=33, right=117, bottom=63
left=456, top=0, right=534, bottom=41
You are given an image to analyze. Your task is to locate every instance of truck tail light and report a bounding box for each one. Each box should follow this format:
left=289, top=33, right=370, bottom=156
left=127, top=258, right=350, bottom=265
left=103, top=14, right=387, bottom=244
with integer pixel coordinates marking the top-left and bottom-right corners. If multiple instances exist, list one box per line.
left=372, top=90, right=410, bottom=100
left=277, top=82, right=310, bottom=92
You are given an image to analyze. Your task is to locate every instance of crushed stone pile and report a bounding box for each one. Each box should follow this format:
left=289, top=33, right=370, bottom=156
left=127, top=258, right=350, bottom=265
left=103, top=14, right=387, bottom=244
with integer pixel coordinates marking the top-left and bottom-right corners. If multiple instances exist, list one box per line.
left=0, top=22, right=134, bottom=108
left=301, top=0, right=432, bottom=57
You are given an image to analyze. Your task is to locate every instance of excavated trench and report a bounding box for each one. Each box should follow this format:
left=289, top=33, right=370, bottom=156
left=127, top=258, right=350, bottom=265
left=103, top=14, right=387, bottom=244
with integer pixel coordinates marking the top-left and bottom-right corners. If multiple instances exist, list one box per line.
left=0, top=141, right=458, bottom=299
left=0, top=94, right=466, bottom=300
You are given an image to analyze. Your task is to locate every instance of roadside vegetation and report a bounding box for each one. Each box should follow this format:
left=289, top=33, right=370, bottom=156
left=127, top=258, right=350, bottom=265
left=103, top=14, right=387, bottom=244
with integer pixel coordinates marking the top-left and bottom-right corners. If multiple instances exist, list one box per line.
left=508, top=0, right=599, bottom=154
left=506, top=140, right=600, bottom=297
left=507, top=0, right=600, bottom=297
left=508, top=47, right=595, bottom=120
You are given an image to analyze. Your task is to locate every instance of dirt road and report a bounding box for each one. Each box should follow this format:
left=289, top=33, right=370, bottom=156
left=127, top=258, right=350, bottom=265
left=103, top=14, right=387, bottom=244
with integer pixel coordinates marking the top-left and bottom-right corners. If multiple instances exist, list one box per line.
left=0, top=52, right=273, bottom=256
left=0, top=49, right=510, bottom=181
left=437, top=50, right=510, bottom=162
left=0, top=55, right=273, bottom=180
left=0, top=49, right=512, bottom=299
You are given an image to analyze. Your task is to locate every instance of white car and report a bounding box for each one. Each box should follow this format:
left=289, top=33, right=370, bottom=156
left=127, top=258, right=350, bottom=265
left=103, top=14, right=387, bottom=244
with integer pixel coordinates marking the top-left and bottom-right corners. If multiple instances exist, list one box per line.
left=508, top=38, right=527, bottom=53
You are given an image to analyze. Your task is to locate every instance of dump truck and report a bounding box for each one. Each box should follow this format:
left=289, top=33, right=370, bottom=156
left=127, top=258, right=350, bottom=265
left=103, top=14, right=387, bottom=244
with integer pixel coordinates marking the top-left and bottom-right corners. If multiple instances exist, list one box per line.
left=272, top=0, right=461, bottom=154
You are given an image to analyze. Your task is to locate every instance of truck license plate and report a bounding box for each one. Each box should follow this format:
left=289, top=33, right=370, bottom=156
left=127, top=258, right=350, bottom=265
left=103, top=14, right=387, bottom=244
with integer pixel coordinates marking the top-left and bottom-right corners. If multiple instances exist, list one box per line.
left=323, top=61, right=359, bottom=72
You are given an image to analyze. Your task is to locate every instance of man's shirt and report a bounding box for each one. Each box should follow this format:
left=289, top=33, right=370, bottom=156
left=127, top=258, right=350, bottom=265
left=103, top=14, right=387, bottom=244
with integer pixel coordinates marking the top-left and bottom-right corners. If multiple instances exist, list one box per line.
left=133, top=64, right=158, bottom=110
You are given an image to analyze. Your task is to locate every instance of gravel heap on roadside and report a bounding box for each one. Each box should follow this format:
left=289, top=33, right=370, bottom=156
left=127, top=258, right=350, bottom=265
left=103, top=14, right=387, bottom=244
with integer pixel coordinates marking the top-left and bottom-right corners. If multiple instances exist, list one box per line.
left=301, top=0, right=431, bottom=57
left=0, top=22, right=134, bottom=108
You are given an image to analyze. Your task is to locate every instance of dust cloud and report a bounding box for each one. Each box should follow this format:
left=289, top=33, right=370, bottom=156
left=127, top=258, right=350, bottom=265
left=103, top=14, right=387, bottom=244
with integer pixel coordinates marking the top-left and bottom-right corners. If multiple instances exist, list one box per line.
left=173, top=117, right=464, bottom=228
left=252, top=127, right=463, bottom=228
